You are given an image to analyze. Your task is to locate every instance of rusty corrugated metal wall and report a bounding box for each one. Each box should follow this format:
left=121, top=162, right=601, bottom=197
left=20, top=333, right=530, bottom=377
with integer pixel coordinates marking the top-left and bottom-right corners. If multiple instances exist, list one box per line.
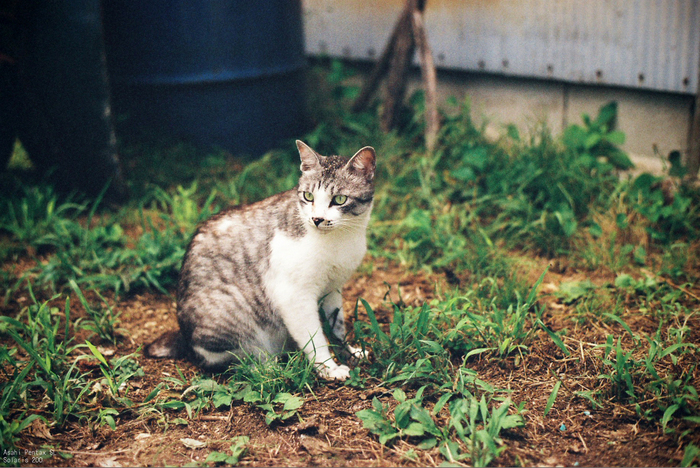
left=303, top=0, right=700, bottom=95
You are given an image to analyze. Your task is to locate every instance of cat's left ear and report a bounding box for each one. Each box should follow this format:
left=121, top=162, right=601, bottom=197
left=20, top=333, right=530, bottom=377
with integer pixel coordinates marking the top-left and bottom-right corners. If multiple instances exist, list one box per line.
left=347, top=146, right=376, bottom=181
left=296, top=140, right=321, bottom=173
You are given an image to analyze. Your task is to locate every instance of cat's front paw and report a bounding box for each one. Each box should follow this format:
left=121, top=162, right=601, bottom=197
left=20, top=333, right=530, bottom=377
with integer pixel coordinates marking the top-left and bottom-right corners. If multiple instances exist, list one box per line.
left=318, top=364, right=351, bottom=381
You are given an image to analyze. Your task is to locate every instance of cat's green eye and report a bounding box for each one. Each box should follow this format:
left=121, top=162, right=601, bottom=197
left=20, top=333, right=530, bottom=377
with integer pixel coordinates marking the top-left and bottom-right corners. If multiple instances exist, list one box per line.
left=332, top=194, right=348, bottom=205
left=302, top=191, right=314, bottom=202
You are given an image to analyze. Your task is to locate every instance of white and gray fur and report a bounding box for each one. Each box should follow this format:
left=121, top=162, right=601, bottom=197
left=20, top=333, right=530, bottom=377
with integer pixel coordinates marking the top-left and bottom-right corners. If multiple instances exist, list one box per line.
left=145, top=141, right=376, bottom=380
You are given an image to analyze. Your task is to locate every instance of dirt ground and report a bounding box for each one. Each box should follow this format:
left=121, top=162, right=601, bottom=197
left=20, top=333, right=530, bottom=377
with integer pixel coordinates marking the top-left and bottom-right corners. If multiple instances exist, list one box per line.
left=5, top=256, right=700, bottom=467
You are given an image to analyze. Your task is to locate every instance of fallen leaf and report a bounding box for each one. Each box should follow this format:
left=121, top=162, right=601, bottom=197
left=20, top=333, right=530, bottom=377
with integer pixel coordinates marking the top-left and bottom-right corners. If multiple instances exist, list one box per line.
left=98, top=346, right=115, bottom=357
left=180, top=438, right=207, bottom=449
left=96, top=456, right=121, bottom=467
left=28, top=418, right=53, bottom=440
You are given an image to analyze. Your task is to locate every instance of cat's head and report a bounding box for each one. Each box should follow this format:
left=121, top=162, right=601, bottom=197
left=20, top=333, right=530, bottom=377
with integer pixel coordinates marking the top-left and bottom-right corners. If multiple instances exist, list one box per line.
left=295, top=140, right=376, bottom=233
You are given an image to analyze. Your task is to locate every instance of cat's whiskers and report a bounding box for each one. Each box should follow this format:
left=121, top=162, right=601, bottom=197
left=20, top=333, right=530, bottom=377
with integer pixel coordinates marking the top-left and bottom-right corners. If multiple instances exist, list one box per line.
left=329, top=217, right=370, bottom=235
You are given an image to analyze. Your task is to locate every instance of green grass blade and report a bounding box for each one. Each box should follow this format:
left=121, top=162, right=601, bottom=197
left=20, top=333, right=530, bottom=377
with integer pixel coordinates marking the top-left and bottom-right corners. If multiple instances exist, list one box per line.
left=681, top=443, right=700, bottom=467
left=536, top=319, right=570, bottom=356
left=525, top=266, right=549, bottom=308
left=602, top=313, right=638, bottom=343
left=85, top=340, right=109, bottom=367
left=544, top=380, right=561, bottom=417
left=360, top=298, right=390, bottom=344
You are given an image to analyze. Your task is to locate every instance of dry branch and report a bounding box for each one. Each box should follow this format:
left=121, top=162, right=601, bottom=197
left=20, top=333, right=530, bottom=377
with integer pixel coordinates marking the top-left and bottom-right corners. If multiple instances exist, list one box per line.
left=352, top=0, right=440, bottom=149
left=411, top=8, right=439, bottom=151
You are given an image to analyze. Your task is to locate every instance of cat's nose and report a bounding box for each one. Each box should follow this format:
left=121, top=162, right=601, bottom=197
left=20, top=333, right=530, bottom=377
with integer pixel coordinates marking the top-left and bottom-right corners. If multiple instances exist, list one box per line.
left=312, top=217, right=324, bottom=227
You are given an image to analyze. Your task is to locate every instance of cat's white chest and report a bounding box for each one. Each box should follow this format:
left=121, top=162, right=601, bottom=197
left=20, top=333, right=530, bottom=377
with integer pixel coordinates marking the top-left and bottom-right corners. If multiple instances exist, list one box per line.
left=266, top=228, right=366, bottom=296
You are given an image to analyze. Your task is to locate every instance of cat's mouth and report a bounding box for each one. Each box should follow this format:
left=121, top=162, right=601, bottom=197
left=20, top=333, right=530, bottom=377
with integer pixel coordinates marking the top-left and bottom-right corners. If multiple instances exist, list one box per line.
left=311, top=220, right=334, bottom=232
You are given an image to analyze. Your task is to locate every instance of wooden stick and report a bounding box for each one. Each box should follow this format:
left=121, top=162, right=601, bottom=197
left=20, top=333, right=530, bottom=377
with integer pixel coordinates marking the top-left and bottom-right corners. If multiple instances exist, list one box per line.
left=411, top=8, right=439, bottom=151
left=687, top=81, right=700, bottom=179
left=353, top=0, right=418, bottom=117
left=380, top=0, right=418, bottom=131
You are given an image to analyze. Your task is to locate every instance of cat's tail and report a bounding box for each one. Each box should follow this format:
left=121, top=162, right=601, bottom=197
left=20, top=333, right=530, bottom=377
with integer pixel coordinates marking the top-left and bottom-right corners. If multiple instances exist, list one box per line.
left=145, top=330, right=188, bottom=360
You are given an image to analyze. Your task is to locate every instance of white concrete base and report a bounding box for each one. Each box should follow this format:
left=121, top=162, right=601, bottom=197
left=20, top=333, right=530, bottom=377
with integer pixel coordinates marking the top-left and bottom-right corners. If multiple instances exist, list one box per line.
left=428, top=71, right=694, bottom=164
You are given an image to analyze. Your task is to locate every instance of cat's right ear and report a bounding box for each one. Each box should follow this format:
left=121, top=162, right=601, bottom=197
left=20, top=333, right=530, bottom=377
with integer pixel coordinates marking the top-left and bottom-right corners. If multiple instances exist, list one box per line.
left=296, top=140, right=321, bottom=173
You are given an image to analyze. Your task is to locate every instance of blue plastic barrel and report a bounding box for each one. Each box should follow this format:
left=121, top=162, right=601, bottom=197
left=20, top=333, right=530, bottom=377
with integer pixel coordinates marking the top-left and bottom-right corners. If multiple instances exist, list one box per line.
left=2, top=0, right=126, bottom=198
left=102, top=1, right=306, bottom=156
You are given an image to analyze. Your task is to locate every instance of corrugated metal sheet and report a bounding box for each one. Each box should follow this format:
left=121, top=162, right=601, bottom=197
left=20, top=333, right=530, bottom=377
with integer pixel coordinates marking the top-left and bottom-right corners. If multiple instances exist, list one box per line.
left=303, top=0, right=700, bottom=94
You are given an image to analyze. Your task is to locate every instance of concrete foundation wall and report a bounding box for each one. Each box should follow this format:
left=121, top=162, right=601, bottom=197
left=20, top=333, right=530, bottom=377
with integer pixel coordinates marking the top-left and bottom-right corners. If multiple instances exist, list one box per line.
left=427, top=70, right=694, bottom=172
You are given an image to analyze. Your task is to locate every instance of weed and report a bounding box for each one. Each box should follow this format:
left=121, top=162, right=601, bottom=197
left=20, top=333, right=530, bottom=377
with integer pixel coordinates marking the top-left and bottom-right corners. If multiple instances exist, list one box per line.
left=544, top=380, right=562, bottom=418
left=205, top=435, right=249, bottom=465
left=0, top=293, right=90, bottom=428
left=256, top=392, right=305, bottom=426
left=0, top=184, right=86, bottom=259
left=561, top=101, right=633, bottom=172
left=0, top=343, right=46, bottom=449
left=556, top=280, right=598, bottom=304
left=627, top=172, right=700, bottom=244
left=85, top=341, right=143, bottom=405
left=353, top=299, right=454, bottom=387
left=69, top=280, right=124, bottom=345
left=357, top=383, right=524, bottom=466
left=155, top=351, right=315, bottom=426
left=588, top=316, right=700, bottom=430
left=598, top=335, right=638, bottom=403
left=682, top=443, right=700, bottom=467
left=445, top=395, right=524, bottom=467
left=357, top=386, right=443, bottom=447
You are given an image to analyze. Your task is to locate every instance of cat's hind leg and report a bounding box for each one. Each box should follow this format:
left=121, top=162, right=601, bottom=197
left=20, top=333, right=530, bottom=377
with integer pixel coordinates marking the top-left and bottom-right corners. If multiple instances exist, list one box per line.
left=188, top=331, right=240, bottom=372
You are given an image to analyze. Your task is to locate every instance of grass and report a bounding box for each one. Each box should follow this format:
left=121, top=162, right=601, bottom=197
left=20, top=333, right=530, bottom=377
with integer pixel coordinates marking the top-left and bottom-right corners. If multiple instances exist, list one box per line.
left=0, top=60, right=699, bottom=465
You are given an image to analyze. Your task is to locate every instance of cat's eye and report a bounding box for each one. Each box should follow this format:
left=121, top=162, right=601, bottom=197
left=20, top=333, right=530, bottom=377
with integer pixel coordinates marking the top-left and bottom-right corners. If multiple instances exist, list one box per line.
left=302, top=191, right=314, bottom=202
left=332, top=194, right=348, bottom=205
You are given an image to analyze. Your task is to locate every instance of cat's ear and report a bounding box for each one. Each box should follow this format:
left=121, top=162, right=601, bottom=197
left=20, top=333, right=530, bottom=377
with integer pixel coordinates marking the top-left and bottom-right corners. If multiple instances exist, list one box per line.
left=347, top=146, right=376, bottom=181
left=296, top=140, right=321, bottom=172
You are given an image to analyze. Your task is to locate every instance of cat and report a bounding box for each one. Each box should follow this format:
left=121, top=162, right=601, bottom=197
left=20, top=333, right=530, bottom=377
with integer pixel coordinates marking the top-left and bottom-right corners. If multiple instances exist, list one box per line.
left=145, top=140, right=376, bottom=381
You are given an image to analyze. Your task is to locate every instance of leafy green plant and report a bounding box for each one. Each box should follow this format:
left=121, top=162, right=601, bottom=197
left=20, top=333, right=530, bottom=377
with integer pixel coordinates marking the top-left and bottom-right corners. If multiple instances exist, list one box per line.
left=148, top=182, right=218, bottom=232
left=155, top=351, right=314, bottom=427
left=627, top=173, right=699, bottom=243
left=256, top=393, right=305, bottom=426
left=85, top=341, right=143, bottom=405
left=544, top=381, right=562, bottom=418
left=357, top=386, right=443, bottom=447
left=589, top=318, right=699, bottom=431
left=556, top=280, right=598, bottom=304
left=446, top=268, right=548, bottom=359
left=445, top=395, right=524, bottom=467
left=0, top=411, right=44, bottom=451
left=0, top=343, right=46, bottom=449
left=357, top=384, right=524, bottom=466
left=206, top=436, right=249, bottom=465
left=681, top=443, right=700, bottom=467
left=562, top=101, right=633, bottom=171
left=352, top=299, right=455, bottom=387
left=597, top=335, right=639, bottom=402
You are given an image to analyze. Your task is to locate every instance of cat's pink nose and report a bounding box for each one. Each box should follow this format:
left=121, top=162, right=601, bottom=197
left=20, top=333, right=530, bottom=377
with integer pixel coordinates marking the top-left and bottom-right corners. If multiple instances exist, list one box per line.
left=312, top=217, right=324, bottom=227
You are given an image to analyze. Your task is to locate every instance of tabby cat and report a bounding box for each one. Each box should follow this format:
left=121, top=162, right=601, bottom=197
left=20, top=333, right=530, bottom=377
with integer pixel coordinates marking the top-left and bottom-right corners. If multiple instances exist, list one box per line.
left=145, top=141, right=375, bottom=380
